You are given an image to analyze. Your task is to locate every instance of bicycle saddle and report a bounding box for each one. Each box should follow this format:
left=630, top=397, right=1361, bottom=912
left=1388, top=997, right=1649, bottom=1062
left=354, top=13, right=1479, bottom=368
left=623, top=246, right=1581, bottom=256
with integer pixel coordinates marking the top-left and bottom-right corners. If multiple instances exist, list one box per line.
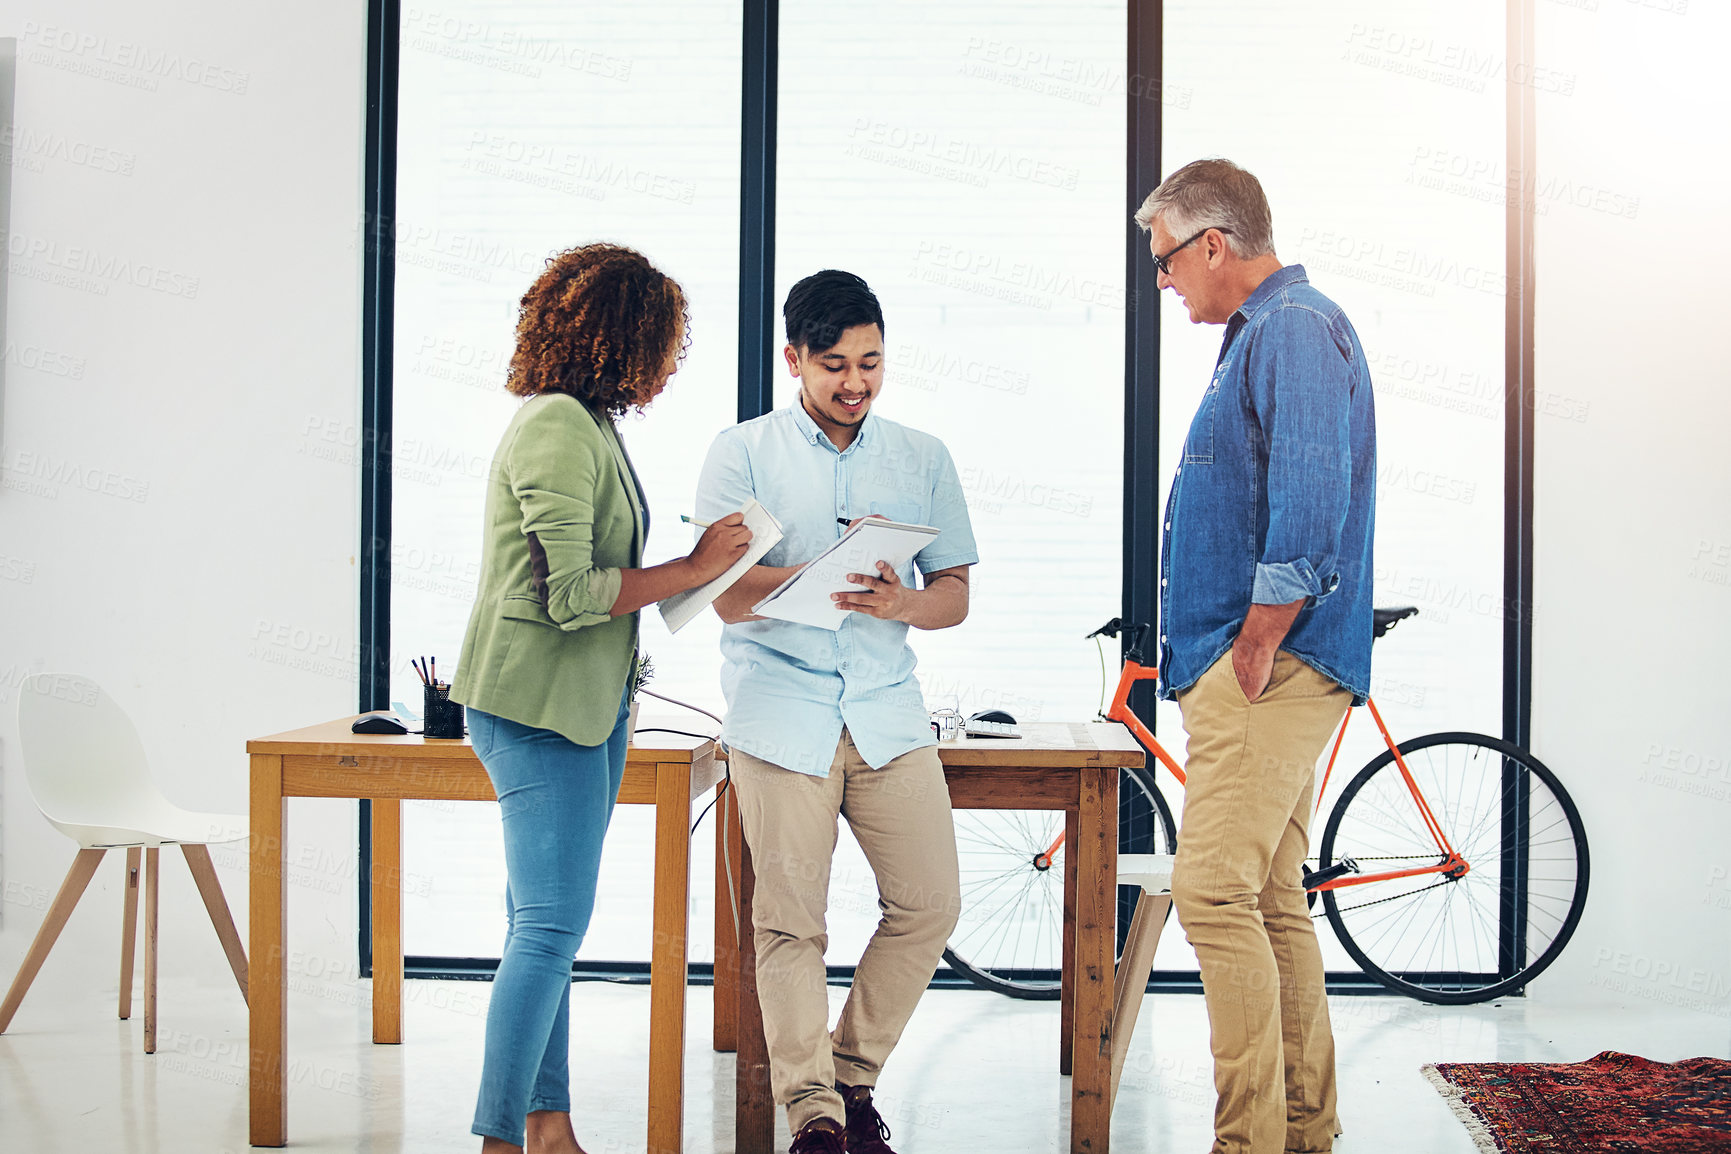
left=1372, top=606, right=1420, bottom=639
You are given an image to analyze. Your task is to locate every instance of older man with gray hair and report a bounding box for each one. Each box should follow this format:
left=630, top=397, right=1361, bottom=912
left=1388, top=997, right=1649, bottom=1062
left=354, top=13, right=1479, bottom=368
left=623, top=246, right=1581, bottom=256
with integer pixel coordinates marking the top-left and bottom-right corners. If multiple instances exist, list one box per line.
left=1135, top=158, right=1377, bottom=1154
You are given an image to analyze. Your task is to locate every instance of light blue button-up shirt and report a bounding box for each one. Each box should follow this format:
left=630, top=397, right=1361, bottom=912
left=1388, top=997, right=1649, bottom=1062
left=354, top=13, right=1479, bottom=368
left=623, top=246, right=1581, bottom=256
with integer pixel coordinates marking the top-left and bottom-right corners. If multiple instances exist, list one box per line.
left=695, top=403, right=979, bottom=775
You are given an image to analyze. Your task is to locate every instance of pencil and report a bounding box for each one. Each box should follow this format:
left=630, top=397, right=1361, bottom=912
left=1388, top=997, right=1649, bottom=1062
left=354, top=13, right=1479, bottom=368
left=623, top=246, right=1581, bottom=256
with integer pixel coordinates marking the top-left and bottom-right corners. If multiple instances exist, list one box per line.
left=680, top=514, right=712, bottom=528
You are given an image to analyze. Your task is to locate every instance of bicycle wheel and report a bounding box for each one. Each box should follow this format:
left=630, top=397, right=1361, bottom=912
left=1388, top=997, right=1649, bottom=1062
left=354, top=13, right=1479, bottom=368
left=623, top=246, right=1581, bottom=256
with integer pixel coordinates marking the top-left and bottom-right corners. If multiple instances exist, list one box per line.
left=943, top=765, right=1175, bottom=999
left=1318, top=732, right=1589, bottom=1004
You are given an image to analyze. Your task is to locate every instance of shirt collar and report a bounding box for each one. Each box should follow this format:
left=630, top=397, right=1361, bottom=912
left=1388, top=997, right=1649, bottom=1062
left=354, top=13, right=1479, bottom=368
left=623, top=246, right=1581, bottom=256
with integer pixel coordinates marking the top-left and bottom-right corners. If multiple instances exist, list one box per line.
left=788, top=397, right=873, bottom=455
left=1233, top=263, right=1309, bottom=323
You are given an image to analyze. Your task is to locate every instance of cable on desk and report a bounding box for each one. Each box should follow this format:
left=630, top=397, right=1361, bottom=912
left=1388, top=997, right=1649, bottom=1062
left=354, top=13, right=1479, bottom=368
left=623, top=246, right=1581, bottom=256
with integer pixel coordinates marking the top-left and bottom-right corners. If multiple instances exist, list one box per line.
left=690, top=772, right=726, bottom=835
left=634, top=727, right=718, bottom=741
left=1096, top=634, right=1111, bottom=720
left=639, top=688, right=724, bottom=727
left=712, top=767, right=741, bottom=939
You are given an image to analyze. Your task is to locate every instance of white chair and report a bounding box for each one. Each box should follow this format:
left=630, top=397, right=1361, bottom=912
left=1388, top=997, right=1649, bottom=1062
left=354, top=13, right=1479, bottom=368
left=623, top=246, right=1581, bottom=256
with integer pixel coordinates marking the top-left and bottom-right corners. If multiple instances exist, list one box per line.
left=0, top=673, right=249, bottom=1053
left=1111, top=852, right=1176, bottom=1108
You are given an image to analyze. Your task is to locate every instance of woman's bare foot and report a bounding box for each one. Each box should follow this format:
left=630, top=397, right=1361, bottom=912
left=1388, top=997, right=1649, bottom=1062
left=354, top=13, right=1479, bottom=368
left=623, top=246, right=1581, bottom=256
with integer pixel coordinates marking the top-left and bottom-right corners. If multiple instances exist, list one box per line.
left=525, top=1109, right=586, bottom=1154
left=480, top=1137, right=522, bottom=1154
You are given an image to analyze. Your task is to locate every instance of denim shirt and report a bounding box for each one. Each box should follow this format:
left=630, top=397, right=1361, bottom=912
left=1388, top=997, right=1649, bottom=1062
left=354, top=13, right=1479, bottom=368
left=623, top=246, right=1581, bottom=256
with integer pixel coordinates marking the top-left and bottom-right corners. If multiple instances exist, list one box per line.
left=696, top=404, right=979, bottom=775
left=1157, top=264, right=1377, bottom=703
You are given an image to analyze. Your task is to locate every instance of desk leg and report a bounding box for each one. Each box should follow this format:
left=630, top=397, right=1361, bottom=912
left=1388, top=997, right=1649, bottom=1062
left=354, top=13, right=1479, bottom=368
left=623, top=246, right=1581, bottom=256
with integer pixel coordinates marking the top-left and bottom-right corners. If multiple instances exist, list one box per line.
left=371, top=799, right=403, bottom=1045
left=648, top=762, right=693, bottom=1154
left=713, top=780, right=740, bottom=1054
left=249, top=753, right=287, bottom=1147
left=734, top=837, right=773, bottom=1154
left=1070, top=767, right=1117, bottom=1154
left=1060, top=805, right=1079, bottom=1076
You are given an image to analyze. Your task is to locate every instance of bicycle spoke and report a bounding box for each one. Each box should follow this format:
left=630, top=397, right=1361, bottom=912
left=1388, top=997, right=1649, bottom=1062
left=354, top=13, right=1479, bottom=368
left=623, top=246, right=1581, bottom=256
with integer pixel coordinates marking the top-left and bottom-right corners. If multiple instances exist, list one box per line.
left=1324, top=734, right=1588, bottom=1002
left=945, top=768, right=1173, bottom=998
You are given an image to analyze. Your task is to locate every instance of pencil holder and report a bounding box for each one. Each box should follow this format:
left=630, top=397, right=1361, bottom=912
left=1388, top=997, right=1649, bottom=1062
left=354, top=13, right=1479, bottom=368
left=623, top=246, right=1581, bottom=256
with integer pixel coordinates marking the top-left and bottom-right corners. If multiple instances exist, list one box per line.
left=423, top=683, right=465, bottom=739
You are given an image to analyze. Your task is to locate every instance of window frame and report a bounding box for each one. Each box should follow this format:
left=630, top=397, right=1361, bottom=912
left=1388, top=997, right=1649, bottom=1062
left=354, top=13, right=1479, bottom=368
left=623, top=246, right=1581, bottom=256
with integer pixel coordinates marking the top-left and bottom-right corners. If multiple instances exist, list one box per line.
left=357, top=0, right=1538, bottom=991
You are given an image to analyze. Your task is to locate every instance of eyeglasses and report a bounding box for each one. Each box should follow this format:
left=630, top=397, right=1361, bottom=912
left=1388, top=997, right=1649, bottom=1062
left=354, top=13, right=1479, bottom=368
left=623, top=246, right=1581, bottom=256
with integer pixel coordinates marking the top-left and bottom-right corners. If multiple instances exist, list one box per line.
left=1152, top=227, right=1232, bottom=276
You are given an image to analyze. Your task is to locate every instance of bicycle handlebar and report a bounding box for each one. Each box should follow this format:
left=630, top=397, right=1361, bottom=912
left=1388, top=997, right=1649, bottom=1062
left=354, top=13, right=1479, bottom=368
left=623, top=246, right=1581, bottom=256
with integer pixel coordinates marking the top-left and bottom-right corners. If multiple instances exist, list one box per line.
left=1087, top=618, right=1155, bottom=664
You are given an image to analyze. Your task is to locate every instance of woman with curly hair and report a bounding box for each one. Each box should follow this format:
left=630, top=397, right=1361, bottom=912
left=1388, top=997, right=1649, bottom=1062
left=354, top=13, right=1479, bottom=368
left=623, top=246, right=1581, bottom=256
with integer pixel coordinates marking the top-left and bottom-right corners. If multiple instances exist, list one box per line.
left=451, top=243, right=750, bottom=1154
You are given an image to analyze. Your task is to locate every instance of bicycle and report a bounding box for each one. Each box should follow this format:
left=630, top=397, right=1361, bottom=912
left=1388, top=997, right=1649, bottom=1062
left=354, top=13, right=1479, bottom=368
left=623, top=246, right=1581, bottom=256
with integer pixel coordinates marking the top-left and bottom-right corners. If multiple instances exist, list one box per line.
left=942, top=608, right=1590, bottom=1005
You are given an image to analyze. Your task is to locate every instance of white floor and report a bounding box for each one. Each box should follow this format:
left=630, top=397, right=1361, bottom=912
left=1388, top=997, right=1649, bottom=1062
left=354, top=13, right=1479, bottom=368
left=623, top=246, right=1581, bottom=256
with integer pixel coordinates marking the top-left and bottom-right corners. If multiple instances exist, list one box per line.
left=1, top=968, right=1726, bottom=1154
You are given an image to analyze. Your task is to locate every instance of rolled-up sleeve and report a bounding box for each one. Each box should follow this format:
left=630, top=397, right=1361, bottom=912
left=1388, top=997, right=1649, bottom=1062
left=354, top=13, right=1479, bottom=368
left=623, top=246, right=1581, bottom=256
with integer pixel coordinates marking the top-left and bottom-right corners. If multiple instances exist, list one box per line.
left=1247, top=305, right=1353, bottom=606
left=917, top=443, right=979, bottom=574
left=508, top=416, right=622, bottom=629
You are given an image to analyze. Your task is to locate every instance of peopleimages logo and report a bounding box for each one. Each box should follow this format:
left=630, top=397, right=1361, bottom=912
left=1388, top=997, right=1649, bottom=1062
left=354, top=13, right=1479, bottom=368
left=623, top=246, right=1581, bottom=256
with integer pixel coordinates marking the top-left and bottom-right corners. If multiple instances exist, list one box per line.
left=3, top=339, right=87, bottom=380
left=1, top=449, right=150, bottom=503
left=1, top=126, right=137, bottom=176
left=846, top=119, right=1081, bottom=191
left=6, top=232, right=200, bottom=300
left=402, top=7, right=633, bottom=81
left=20, top=21, right=251, bottom=94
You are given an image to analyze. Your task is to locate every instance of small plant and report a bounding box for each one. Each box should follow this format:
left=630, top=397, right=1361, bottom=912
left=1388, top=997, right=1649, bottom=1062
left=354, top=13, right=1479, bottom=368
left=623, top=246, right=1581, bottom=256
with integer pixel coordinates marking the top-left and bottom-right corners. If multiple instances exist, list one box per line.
left=631, top=651, right=655, bottom=700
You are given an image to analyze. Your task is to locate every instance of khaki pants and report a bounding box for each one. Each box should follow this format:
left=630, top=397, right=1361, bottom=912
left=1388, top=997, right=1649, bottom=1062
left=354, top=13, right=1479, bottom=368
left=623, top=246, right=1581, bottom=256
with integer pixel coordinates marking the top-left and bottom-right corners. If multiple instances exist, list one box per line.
left=729, top=731, right=961, bottom=1133
left=1172, top=651, right=1351, bottom=1154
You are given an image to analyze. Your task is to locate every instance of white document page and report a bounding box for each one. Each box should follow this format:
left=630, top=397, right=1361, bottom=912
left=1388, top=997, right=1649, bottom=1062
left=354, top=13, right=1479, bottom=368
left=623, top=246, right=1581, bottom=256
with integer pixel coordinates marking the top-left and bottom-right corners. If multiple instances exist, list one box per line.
left=657, top=499, right=784, bottom=633
left=751, top=518, right=939, bottom=631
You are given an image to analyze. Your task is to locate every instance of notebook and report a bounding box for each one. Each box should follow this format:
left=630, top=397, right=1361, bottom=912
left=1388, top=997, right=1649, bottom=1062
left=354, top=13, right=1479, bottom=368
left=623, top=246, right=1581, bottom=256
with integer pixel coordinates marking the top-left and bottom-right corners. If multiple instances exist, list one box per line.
left=657, top=499, right=784, bottom=633
left=751, top=517, right=939, bottom=631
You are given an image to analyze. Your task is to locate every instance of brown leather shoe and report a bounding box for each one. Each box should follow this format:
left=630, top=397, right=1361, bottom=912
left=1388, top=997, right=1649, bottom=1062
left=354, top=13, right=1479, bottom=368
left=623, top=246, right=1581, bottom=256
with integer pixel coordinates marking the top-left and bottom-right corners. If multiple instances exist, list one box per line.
left=838, top=1084, right=897, bottom=1154
left=789, top=1117, right=846, bottom=1154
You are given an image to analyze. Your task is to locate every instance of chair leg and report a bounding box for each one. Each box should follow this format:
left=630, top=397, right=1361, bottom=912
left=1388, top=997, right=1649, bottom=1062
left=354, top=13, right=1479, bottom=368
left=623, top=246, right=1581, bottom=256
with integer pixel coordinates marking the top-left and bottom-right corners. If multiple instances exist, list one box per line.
left=181, top=844, right=248, bottom=1004
left=143, top=847, right=159, bottom=1054
left=0, top=848, right=108, bottom=1033
left=1109, top=892, right=1173, bottom=1111
left=119, top=848, right=141, bottom=1019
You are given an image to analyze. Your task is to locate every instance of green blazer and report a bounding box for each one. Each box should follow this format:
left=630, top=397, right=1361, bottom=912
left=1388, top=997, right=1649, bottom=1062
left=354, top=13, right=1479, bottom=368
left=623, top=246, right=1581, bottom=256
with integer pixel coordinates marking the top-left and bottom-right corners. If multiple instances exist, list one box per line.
left=451, top=393, right=646, bottom=746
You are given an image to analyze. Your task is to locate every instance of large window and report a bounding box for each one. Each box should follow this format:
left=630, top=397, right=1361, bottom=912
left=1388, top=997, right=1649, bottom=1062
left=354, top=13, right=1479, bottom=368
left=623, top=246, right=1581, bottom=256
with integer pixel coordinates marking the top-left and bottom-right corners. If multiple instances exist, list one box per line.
left=391, top=2, right=742, bottom=963
left=375, top=0, right=1525, bottom=978
left=777, top=0, right=1127, bottom=960
left=1153, top=0, right=1508, bottom=972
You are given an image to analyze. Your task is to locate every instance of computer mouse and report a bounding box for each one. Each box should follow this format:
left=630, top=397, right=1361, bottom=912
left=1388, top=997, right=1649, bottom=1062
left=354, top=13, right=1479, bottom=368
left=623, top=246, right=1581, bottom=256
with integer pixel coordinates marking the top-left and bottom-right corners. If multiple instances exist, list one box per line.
left=970, top=709, right=1016, bottom=725
left=352, top=711, right=409, bottom=735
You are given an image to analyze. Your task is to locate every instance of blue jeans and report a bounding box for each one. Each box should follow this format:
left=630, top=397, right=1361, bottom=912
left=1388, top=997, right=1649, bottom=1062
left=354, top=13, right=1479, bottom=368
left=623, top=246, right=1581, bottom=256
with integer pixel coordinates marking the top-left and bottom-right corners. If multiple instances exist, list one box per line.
left=468, top=687, right=631, bottom=1146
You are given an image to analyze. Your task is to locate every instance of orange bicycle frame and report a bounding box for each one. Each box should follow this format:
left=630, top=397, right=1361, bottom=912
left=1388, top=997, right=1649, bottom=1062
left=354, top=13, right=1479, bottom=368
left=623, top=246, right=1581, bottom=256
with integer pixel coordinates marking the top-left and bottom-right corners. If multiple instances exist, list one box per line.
left=1048, top=655, right=1473, bottom=893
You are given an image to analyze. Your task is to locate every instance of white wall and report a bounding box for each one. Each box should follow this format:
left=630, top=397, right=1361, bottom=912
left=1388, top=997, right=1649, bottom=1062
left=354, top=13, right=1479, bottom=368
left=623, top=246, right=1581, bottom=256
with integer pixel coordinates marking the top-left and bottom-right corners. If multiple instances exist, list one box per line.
left=1531, top=0, right=1731, bottom=1024
left=0, top=0, right=366, bottom=1010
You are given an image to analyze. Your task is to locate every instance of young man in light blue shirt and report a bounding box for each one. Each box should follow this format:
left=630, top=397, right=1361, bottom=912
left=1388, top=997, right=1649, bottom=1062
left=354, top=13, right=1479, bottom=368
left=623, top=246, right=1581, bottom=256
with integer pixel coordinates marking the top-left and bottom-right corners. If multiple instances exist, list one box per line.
left=696, top=270, right=978, bottom=1154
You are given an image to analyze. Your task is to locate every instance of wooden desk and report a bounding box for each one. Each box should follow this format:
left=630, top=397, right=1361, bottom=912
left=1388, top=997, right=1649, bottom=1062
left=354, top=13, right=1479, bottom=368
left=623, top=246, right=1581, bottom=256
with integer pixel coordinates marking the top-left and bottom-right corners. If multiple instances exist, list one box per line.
left=246, top=718, right=720, bottom=1152
left=712, top=722, right=1144, bottom=1154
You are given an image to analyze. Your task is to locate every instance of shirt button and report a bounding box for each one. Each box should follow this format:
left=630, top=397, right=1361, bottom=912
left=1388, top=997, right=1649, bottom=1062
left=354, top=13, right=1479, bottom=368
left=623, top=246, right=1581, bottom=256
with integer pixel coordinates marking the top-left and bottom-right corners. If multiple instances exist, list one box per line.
left=1161, top=579, right=1168, bottom=587
left=1164, top=522, right=1171, bottom=530
left=1160, top=634, right=1168, bottom=644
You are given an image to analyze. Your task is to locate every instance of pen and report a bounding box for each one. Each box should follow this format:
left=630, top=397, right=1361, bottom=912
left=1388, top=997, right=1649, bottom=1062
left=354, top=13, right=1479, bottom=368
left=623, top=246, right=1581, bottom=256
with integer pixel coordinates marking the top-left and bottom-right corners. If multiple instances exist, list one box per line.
left=680, top=514, right=712, bottom=528
left=837, top=518, right=850, bottom=526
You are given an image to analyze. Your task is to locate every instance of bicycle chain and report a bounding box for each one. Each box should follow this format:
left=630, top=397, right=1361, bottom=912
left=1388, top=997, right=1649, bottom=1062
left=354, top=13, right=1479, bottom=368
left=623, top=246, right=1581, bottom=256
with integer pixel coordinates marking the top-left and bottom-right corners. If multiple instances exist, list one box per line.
left=1314, top=877, right=1454, bottom=914
left=1306, top=856, right=1454, bottom=917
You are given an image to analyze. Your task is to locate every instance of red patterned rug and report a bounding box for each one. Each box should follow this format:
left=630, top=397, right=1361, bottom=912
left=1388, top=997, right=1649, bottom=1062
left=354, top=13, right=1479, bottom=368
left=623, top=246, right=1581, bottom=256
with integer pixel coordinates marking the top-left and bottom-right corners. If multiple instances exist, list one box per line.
left=1423, top=1051, right=1731, bottom=1153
